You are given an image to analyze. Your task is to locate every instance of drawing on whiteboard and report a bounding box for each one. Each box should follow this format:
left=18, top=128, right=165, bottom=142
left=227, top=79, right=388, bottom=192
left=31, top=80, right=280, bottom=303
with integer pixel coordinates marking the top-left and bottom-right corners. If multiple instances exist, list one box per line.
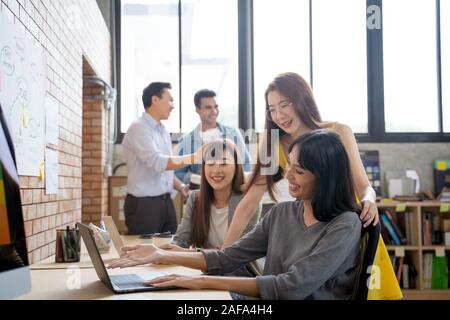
left=14, top=37, right=25, bottom=64
left=0, top=14, right=46, bottom=176
left=0, top=46, right=15, bottom=76
left=15, top=77, right=29, bottom=107
left=28, top=118, right=40, bottom=139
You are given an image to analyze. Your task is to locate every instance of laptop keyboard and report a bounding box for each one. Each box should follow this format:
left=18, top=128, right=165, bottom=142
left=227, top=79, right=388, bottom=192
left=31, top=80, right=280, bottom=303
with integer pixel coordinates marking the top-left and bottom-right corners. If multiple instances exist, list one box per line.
left=111, top=274, right=150, bottom=289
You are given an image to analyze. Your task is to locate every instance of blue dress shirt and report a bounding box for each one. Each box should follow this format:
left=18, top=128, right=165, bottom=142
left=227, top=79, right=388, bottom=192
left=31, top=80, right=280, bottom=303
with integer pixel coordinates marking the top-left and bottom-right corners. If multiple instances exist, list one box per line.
left=122, top=113, right=174, bottom=197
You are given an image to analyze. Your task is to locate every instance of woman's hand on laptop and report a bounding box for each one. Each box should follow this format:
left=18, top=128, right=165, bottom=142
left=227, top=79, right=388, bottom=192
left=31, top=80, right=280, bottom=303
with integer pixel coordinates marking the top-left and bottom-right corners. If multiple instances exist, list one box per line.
left=107, top=244, right=164, bottom=269
left=144, top=274, right=205, bottom=290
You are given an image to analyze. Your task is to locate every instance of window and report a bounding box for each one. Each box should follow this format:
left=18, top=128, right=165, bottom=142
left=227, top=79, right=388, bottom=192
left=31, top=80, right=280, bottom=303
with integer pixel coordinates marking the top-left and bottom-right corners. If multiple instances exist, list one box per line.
left=253, top=0, right=310, bottom=132
left=312, top=0, right=368, bottom=133
left=441, top=0, right=450, bottom=132
left=120, top=0, right=180, bottom=133
left=383, top=0, right=439, bottom=133
left=180, top=0, right=238, bottom=132
left=116, top=0, right=450, bottom=142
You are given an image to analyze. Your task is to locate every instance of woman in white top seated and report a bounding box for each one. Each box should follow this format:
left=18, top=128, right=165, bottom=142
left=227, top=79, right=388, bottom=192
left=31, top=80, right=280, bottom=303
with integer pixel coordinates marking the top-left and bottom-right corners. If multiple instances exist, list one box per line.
left=166, top=139, right=260, bottom=253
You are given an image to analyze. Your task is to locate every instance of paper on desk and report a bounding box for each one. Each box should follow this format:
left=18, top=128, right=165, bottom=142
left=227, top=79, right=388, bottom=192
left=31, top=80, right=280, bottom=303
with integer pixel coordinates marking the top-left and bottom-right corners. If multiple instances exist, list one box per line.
left=45, top=149, right=58, bottom=195
left=406, top=170, right=420, bottom=193
left=388, top=179, right=402, bottom=198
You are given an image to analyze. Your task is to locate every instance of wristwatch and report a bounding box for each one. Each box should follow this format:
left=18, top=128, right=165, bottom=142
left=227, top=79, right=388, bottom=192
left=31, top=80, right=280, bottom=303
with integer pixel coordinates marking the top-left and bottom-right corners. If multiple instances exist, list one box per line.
left=177, top=183, right=187, bottom=192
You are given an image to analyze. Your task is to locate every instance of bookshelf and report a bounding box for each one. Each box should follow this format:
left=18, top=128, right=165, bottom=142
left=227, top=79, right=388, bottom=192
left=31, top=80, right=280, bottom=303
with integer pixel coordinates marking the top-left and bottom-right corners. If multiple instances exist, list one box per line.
left=377, top=201, right=450, bottom=300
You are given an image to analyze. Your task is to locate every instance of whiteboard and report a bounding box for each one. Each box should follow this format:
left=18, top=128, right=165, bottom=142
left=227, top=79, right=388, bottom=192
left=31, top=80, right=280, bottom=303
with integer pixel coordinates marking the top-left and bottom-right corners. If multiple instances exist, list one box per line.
left=0, top=14, right=46, bottom=176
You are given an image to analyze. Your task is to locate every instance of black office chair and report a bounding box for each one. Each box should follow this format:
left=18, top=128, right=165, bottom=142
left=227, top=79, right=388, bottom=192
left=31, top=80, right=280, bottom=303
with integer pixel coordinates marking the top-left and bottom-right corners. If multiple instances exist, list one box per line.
left=352, top=223, right=381, bottom=300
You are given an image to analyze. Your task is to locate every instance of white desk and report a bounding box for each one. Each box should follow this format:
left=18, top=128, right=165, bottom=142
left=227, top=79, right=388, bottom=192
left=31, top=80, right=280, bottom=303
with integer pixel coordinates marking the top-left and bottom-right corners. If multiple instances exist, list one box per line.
left=25, top=236, right=230, bottom=300
left=19, top=266, right=231, bottom=300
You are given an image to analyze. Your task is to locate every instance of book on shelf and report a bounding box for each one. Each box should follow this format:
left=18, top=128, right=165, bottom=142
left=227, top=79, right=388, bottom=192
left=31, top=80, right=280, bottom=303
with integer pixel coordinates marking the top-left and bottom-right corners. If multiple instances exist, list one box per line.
left=423, top=213, right=433, bottom=246
left=396, top=256, right=405, bottom=283
left=423, top=253, right=433, bottom=289
left=380, top=213, right=402, bottom=245
left=389, top=254, right=416, bottom=289
left=404, top=213, right=412, bottom=245
left=431, top=255, right=449, bottom=289
left=432, top=214, right=443, bottom=245
left=380, top=222, right=391, bottom=246
left=402, top=264, right=410, bottom=289
left=384, top=209, right=407, bottom=245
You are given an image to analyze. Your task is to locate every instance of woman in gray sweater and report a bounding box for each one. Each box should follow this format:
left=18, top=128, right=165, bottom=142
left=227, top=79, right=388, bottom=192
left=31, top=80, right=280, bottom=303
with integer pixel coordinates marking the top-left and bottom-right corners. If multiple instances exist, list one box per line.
left=108, top=130, right=362, bottom=300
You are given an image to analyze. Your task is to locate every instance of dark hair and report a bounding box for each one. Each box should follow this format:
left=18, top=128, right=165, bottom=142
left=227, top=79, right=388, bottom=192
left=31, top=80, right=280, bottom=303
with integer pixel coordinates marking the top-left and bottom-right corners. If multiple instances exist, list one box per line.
left=288, top=129, right=360, bottom=222
left=246, top=72, right=322, bottom=201
left=191, top=140, right=244, bottom=248
left=194, top=89, right=216, bottom=108
left=142, top=82, right=172, bottom=109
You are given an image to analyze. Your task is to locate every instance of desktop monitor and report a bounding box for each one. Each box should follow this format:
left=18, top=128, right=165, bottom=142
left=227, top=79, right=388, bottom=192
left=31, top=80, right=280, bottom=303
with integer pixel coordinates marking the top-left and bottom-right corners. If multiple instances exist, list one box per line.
left=0, top=103, right=31, bottom=299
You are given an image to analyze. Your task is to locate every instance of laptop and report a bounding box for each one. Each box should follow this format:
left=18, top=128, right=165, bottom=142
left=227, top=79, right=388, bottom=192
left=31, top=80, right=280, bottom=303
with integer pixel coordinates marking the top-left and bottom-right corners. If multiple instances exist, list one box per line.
left=77, top=222, right=175, bottom=294
left=102, top=216, right=125, bottom=257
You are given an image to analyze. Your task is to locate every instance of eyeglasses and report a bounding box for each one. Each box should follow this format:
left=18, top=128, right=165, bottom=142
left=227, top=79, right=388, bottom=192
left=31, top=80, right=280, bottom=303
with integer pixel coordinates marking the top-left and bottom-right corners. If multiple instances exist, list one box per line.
left=266, top=102, right=293, bottom=121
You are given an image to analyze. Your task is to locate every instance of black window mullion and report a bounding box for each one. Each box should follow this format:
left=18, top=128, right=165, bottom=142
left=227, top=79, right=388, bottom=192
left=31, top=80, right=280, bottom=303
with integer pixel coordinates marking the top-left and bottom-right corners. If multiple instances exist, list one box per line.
left=436, top=0, right=443, bottom=133
left=366, top=0, right=385, bottom=140
left=238, top=0, right=254, bottom=132
left=115, top=0, right=123, bottom=144
left=178, top=0, right=182, bottom=134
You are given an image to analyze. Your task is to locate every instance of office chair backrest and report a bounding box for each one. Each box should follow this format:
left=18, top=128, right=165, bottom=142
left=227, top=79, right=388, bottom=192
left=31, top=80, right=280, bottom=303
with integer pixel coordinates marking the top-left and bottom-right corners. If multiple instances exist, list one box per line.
left=352, top=223, right=381, bottom=300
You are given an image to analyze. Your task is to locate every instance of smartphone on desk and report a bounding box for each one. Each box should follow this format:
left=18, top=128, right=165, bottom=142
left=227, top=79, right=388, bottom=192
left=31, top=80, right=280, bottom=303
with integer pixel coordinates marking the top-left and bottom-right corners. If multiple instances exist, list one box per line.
left=139, top=231, right=171, bottom=239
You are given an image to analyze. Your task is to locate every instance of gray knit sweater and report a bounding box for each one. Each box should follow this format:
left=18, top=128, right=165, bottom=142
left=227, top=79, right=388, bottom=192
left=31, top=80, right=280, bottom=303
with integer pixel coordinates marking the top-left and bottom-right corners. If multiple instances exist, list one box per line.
left=203, top=201, right=362, bottom=300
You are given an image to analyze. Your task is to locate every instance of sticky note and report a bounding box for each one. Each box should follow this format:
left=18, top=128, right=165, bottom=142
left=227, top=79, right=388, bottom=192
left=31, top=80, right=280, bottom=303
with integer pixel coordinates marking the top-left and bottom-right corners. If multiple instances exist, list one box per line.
left=437, top=161, right=447, bottom=171
left=22, top=110, right=29, bottom=128
left=440, top=203, right=450, bottom=213
left=396, top=203, right=406, bottom=212
left=395, top=247, right=405, bottom=257
left=39, top=161, right=45, bottom=181
left=435, top=248, right=445, bottom=257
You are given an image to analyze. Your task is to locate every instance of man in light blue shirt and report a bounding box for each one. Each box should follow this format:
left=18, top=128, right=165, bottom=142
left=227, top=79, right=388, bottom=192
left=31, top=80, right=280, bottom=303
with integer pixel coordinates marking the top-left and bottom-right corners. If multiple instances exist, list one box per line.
left=122, top=82, right=203, bottom=235
left=175, top=89, right=252, bottom=184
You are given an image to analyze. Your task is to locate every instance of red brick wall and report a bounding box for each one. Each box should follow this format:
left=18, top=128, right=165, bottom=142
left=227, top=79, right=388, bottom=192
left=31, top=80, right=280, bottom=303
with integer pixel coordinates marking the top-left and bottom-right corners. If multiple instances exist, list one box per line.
left=82, top=75, right=109, bottom=225
left=0, top=0, right=111, bottom=263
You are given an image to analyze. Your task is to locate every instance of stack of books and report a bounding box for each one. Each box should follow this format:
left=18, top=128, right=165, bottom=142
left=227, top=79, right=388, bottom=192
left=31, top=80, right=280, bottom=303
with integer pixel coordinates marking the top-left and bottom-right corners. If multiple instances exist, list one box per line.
left=379, top=209, right=409, bottom=245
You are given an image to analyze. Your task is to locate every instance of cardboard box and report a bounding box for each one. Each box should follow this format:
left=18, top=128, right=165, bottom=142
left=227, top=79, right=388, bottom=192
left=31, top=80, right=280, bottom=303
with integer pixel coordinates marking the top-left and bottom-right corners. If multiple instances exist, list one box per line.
left=442, top=219, right=450, bottom=232
left=109, top=176, right=128, bottom=234
left=445, top=232, right=450, bottom=246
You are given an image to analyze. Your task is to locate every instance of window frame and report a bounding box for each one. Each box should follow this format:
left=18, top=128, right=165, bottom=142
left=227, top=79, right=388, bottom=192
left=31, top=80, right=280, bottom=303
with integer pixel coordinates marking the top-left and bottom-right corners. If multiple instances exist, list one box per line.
left=114, top=0, right=450, bottom=144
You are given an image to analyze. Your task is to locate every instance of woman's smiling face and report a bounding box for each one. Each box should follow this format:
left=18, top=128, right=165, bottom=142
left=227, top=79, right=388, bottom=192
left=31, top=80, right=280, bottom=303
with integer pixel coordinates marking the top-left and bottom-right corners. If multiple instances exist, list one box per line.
left=285, top=145, right=317, bottom=200
left=204, top=150, right=236, bottom=192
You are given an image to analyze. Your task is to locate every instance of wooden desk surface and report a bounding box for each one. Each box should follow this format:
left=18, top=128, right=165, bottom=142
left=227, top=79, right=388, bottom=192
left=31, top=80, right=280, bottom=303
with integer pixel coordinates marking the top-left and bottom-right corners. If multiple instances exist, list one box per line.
left=30, top=236, right=149, bottom=270
left=19, top=265, right=231, bottom=300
